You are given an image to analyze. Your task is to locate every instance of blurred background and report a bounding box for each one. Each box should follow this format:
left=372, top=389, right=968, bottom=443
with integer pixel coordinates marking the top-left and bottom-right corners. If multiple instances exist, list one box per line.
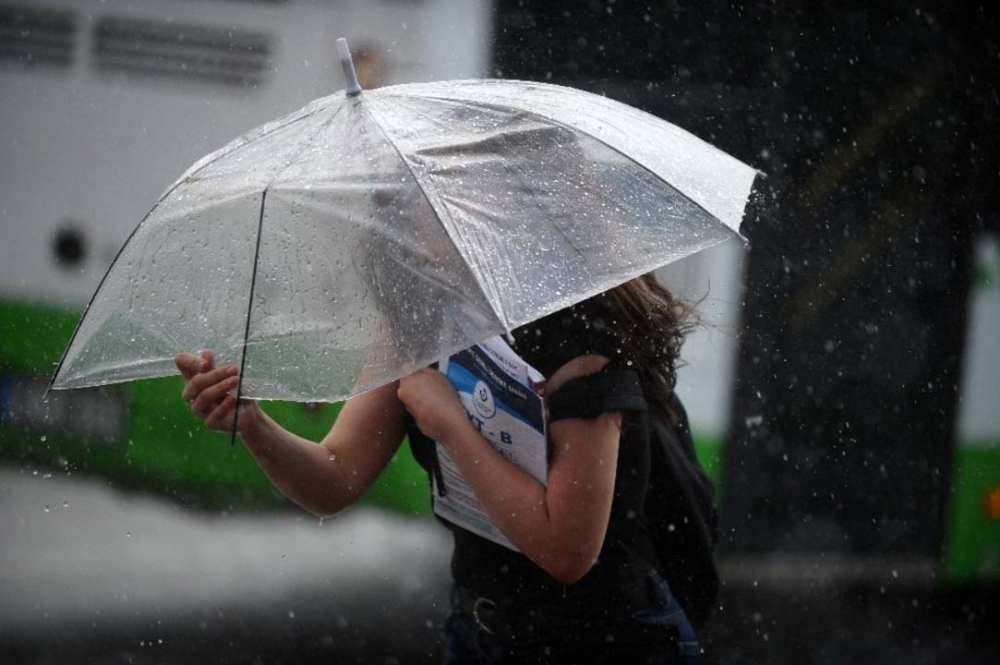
left=0, top=0, right=997, bottom=663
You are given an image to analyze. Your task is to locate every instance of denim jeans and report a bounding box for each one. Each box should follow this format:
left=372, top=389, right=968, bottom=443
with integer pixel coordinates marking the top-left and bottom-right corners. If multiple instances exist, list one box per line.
left=441, top=569, right=702, bottom=665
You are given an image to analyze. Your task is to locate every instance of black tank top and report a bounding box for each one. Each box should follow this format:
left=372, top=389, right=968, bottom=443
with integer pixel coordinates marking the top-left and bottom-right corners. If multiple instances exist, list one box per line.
left=407, top=297, right=661, bottom=614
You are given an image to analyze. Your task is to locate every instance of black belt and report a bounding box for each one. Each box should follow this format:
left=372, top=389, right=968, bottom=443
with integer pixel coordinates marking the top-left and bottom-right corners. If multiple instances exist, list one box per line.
left=452, top=584, right=596, bottom=638
left=451, top=578, right=667, bottom=641
left=453, top=584, right=505, bottom=635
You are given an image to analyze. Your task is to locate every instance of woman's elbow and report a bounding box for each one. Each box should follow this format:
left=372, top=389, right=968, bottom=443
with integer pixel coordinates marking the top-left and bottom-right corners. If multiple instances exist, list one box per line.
left=309, top=502, right=341, bottom=519
left=301, top=487, right=359, bottom=519
left=549, top=564, right=591, bottom=585
left=301, top=499, right=339, bottom=519
left=545, top=549, right=600, bottom=585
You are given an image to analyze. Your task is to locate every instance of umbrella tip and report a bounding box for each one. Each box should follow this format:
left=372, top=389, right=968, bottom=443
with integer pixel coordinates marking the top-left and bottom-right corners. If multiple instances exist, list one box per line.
left=336, top=38, right=363, bottom=96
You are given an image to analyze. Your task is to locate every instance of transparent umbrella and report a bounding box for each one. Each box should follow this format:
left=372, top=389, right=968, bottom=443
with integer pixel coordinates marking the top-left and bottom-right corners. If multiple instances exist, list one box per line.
left=47, top=39, right=759, bottom=413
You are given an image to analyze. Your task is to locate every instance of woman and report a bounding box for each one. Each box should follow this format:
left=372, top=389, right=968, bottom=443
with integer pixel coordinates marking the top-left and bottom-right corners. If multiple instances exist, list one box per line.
left=175, top=274, right=708, bottom=664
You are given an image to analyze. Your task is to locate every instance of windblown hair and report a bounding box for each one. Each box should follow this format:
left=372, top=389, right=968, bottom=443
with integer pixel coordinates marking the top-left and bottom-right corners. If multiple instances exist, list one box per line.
left=598, top=274, right=697, bottom=424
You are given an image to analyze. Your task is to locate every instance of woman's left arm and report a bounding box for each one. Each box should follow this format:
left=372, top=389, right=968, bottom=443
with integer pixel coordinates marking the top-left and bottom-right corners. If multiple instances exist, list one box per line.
left=397, top=355, right=621, bottom=584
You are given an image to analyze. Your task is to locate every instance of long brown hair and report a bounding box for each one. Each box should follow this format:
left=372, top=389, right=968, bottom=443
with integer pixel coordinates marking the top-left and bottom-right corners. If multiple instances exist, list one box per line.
left=598, top=273, right=697, bottom=423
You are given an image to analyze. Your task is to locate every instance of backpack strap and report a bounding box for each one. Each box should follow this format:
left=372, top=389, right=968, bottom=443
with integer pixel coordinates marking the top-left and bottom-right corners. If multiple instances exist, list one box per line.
left=548, top=369, right=647, bottom=421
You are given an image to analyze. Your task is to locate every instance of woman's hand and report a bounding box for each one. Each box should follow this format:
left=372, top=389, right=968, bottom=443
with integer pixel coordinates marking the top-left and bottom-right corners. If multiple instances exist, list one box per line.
left=396, top=368, right=471, bottom=443
left=174, top=349, right=262, bottom=435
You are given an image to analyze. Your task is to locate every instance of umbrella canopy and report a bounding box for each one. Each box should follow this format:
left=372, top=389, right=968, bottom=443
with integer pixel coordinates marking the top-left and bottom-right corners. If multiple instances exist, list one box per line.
left=49, top=47, right=758, bottom=404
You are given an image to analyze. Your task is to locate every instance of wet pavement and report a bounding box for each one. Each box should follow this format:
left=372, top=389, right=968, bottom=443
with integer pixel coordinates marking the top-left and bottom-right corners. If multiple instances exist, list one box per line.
left=0, top=467, right=453, bottom=664
left=3, top=466, right=998, bottom=664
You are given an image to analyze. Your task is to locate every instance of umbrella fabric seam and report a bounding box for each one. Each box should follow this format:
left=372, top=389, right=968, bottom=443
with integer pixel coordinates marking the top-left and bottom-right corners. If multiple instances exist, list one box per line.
left=232, top=189, right=268, bottom=444
left=386, top=98, right=598, bottom=309
left=384, top=89, right=750, bottom=242
left=265, top=104, right=345, bottom=187
left=380, top=79, right=763, bottom=183
left=379, top=80, right=719, bottom=148
left=359, top=96, right=511, bottom=332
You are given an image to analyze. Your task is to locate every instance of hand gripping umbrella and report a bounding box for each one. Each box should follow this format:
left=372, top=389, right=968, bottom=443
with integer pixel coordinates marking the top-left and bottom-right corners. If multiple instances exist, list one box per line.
left=47, top=39, right=759, bottom=441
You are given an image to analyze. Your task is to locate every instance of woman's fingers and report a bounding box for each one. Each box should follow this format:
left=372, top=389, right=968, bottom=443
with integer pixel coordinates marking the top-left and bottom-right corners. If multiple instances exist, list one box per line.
left=190, top=374, right=240, bottom=418
left=175, top=353, right=202, bottom=379
left=181, top=365, right=237, bottom=403
left=175, top=349, right=216, bottom=379
left=175, top=349, right=252, bottom=434
left=205, top=395, right=260, bottom=433
left=204, top=394, right=238, bottom=431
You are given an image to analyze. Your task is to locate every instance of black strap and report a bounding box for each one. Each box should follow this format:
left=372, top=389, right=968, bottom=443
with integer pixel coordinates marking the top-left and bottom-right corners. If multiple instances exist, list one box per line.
left=548, top=369, right=648, bottom=421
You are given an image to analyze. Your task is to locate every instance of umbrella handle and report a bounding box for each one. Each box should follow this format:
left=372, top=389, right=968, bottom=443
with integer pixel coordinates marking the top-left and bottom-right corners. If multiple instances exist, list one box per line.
left=337, top=38, right=363, bottom=96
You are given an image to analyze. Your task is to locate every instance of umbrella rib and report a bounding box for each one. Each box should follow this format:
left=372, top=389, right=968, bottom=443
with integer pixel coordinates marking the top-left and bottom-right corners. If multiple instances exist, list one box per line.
left=359, top=98, right=510, bottom=332
left=391, top=91, right=743, bottom=241
left=229, top=104, right=346, bottom=441
left=43, top=102, right=331, bottom=400
left=230, top=189, right=268, bottom=445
